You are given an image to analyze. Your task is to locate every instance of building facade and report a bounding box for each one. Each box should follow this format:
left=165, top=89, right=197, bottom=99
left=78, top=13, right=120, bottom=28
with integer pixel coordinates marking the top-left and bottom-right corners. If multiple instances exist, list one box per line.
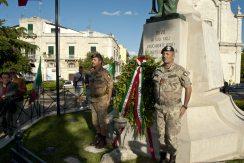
left=179, top=0, right=243, bottom=84
left=119, top=44, right=129, bottom=64
left=20, top=17, right=121, bottom=81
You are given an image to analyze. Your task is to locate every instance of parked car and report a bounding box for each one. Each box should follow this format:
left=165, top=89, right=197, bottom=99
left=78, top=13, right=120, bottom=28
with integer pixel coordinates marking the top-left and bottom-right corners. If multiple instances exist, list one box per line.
left=63, top=80, right=73, bottom=89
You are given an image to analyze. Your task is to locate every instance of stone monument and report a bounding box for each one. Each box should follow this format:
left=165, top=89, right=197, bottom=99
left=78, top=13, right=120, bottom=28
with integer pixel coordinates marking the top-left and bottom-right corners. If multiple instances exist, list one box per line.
left=148, top=0, right=185, bottom=23
left=150, top=0, right=179, bottom=16
left=120, top=0, right=244, bottom=162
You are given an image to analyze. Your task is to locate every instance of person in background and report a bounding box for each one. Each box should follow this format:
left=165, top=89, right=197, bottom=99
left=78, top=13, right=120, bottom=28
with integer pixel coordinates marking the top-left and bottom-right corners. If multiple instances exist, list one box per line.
left=73, top=66, right=85, bottom=96
left=84, top=67, right=95, bottom=106
left=0, top=72, right=18, bottom=135
left=10, top=68, right=27, bottom=102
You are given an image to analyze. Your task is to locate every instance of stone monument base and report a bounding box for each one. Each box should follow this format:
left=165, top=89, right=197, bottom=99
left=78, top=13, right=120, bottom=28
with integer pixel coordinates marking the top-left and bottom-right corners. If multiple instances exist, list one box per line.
left=100, top=148, right=137, bottom=163
left=124, top=12, right=244, bottom=162
left=112, top=92, right=244, bottom=163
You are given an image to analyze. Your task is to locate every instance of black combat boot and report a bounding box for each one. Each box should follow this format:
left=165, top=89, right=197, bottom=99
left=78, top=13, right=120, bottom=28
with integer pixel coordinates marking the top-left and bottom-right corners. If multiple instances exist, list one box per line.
left=169, top=154, right=176, bottom=163
left=95, top=135, right=107, bottom=149
left=159, top=150, right=167, bottom=163
left=90, top=133, right=101, bottom=146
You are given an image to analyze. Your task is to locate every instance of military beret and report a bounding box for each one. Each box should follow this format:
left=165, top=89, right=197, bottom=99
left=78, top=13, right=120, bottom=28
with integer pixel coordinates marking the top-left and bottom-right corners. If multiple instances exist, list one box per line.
left=161, top=46, right=175, bottom=54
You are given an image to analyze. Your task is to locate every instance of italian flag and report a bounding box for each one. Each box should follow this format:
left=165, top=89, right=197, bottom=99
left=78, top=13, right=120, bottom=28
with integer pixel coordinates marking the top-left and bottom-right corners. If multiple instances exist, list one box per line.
left=18, top=0, right=28, bottom=6
left=34, top=57, right=42, bottom=89
left=29, top=57, right=42, bottom=103
left=108, top=62, right=116, bottom=78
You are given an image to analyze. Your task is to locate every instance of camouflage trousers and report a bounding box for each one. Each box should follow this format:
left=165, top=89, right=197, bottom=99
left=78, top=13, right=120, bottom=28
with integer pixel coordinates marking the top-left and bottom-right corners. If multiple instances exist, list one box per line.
left=90, top=101, right=108, bottom=136
left=155, top=103, right=181, bottom=155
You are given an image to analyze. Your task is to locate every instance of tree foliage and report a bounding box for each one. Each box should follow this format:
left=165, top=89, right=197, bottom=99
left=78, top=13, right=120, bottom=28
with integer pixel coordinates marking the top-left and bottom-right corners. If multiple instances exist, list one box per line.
left=0, top=19, right=37, bottom=73
left=0, top=0, right=8, bottom=6
left=113, top=55, right=160, bottom=134
left=78, top=52, right=113, bottom=71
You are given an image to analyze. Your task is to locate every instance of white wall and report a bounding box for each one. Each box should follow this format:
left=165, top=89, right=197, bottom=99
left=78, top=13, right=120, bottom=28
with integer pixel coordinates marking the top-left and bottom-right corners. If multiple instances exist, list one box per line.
left=180, top=0, right=243, bottom=84
left=20, top=17, right=121, bottom=80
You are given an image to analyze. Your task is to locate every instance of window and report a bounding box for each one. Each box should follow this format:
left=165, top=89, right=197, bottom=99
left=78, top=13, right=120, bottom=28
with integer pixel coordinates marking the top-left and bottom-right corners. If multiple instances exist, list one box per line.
left=28, top=49, right=36, bottom=60
left=30, top=49, right=36, bottom=54
left=69, top=46, right=75, bottom=59
left=69, top=46, right=75, bottom=55
left=51, top=28, right=55, bottom=33
left=91, top=46, right=96, bottom=53
left=48, top=46, right=54, bottom=55
left=28, top=24, right=33, bottom=34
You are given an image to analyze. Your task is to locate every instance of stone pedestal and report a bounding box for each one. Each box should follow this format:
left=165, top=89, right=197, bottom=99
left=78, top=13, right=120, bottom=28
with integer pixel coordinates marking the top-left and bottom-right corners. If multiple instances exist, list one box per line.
left=142, top=18, right=188, bottom=68
left=100, top=148, right=137, bottom=163
left=178, top=92, right=244, bottom=162
left=128, top=13, right=244, bottom=162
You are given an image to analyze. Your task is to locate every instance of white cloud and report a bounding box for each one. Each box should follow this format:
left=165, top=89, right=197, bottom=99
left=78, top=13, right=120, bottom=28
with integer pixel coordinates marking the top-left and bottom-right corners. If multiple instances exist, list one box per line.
left=124, top=11, right=133, bottom=15
left=129, top=51, right=138, bottom=56
left=102, top=10, right=121, bottom=16
left=124, top=11, right=138, bottom=16
left=101, top=10, right=138, bottom=16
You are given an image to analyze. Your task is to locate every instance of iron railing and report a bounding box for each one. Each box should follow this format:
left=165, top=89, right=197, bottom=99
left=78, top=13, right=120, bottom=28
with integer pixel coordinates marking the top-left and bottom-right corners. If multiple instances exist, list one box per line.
left=0, top=87, right=84, bottom=138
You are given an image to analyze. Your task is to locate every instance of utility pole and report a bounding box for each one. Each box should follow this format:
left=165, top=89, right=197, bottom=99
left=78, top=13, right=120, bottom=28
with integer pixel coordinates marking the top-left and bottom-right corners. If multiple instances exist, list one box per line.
left=55, top=0, right=61, bottom=116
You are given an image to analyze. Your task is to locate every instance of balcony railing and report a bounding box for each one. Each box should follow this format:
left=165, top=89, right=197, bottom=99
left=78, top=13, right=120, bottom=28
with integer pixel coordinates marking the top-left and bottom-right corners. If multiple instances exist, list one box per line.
left=65, top=55, right=78, bottom=62
left=43, top=54, right=55, bottom=61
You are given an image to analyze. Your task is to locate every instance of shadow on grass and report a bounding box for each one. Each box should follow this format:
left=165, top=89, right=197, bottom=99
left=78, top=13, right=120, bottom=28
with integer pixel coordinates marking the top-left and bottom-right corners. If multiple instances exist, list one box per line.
left=0, top=111, right=109, bottom=163
left=80, top=110, right=95, bottom=132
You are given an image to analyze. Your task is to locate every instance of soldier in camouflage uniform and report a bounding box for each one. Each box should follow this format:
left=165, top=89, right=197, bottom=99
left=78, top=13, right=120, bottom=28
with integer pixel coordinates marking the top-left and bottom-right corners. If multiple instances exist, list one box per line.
left=89, top=52, right=113, bottom=149
left=153, top=46, right=192, bottom=163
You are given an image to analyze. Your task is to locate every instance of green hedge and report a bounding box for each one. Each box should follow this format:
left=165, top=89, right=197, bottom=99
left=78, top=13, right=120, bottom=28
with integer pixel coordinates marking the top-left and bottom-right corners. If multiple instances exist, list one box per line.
left=26, top=81, right=64, bottom=91
left=26, top=83, right=33, bottom=91
left=241, top=78, right=244, bottom=83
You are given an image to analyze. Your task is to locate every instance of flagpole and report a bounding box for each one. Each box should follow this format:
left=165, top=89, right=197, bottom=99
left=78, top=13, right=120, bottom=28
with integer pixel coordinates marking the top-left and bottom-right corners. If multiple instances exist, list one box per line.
left=55, top=0, right=61, bottom=116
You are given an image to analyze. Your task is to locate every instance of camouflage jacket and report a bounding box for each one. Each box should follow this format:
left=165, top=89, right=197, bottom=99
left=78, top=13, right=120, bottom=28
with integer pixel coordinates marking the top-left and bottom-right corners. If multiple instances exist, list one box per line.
left=153, top=63, right=191, bottom=106
left=89, top=67, right=113, bottom=102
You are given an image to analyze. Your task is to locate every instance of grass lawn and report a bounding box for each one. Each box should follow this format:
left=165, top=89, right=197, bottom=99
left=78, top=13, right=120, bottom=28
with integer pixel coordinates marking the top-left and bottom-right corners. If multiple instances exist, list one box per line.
left=234, top=99, right=244, bottom=111
left=0, top=111, right=112, bottom=163
left=0, top=111, right=244, bottom=163
left=241, top=78, right=244, bottom=83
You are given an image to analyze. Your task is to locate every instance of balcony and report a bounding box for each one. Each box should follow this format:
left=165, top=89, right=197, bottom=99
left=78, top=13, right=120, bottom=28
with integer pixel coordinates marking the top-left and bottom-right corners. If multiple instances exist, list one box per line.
left=65, top=55, right=78, bottom=62
left=44, top=54, right=55, bottom=61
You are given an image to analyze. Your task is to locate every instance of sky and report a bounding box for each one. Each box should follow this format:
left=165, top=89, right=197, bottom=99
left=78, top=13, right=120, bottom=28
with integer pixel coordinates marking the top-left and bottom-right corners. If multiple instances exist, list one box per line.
left=0, top=0, right=244, bottom=55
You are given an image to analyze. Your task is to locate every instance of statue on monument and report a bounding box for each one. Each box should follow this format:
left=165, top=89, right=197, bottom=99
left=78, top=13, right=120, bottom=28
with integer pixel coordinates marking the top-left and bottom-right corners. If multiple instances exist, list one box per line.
left=150, top=0, right=179, bottom=17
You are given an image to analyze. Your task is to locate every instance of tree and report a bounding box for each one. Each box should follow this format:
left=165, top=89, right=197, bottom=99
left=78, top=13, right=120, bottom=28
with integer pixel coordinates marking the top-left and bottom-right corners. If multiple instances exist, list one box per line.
left=78, top=52, right=113, bottom=71
left=0, top=19, right=37, bottom=73
left=0, top=0, right=8, bottom=6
